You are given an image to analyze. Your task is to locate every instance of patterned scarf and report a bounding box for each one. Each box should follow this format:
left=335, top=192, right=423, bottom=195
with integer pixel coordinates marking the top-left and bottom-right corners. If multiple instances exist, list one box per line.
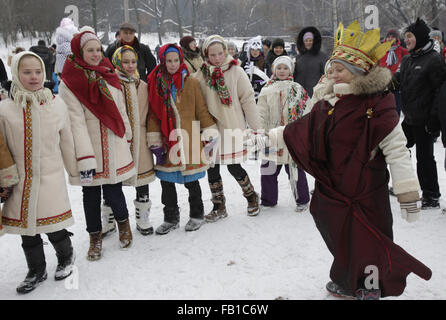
left=147, top=44, right=189, bottom=150
left=200, top=58, right=238, bottom=106
left=112, top=45, right=140, bottom=82
left=61, top=31, right=125, bottom=138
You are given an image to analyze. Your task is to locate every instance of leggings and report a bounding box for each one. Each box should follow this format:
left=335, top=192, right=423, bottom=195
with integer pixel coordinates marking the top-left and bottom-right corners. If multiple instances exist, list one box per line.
left=207, top=164, right=248, bottom=184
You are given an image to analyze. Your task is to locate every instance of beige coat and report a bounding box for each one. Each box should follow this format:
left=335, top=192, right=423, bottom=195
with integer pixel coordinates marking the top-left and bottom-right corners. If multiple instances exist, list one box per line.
left=121, top=80, right=156, bottom=186
left=0, top=131, right=20, bottom=236
left=257, top=80, right=308, bottom=165
left=183, top=51, right=204, bottom=74
left=0, top=97, right=77, bottom=236
left=59, top=81, right=136, bottom=186
left=193, top=56, right=260, bottom=164
left=147, top=77, right=216, bottom=176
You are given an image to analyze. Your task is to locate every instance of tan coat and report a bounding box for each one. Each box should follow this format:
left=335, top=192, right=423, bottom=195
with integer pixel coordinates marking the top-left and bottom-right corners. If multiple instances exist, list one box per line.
left=147, top=77, right=216, bottom=176
left=59, top=81, right=137, bottom=186
left=0, top=97, right=77, bottom=236
left=0, top=131, right=20, bottom=236
left=183, top=51, right=204, bottom=74
left=121, top=80, right=156, bottom=186
left=193, top=56, right=260, bottom=164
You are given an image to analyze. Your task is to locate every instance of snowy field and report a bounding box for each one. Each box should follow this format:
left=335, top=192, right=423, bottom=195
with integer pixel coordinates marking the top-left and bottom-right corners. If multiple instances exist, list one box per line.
left=1, top=140, right=446, bottom=300
left=1, top=34, right=446, bottom=301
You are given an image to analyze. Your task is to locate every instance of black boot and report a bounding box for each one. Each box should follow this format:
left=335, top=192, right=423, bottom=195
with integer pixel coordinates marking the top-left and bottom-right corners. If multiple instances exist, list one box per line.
left=50, top=233, right=75, bottom=281
left=17, top=243, right=47, bottom=294
left=155, top=206, right=180, bottom=235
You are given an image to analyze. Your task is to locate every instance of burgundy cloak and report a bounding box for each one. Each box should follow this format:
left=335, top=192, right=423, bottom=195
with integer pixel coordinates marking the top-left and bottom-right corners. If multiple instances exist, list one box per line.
left=283, top=92, right=432, bottom=297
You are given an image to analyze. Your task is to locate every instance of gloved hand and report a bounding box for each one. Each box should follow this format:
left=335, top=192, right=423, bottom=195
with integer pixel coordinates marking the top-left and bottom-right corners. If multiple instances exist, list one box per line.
left=80, top=169, right=96, bottom=185
left=150, top=145, right=167, bottom=165
left=400, top=202, right=420, bottom=223
left=0, top=187, right=13, bottom=203
left=425, top=116, right=441, bottom=138
left=203, top=137, right=219, bottom=156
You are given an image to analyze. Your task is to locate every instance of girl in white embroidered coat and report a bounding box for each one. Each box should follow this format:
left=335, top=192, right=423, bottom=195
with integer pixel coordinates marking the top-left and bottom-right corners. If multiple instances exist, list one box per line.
left=59, top=31, right=136, bottom=261
left=193, top=35, right=261, bottom=222
left=0, top=51, right=77, bottom=294
left=107, top=45, right=156, bottom=236
left=256, top=56, right=311, bottom=212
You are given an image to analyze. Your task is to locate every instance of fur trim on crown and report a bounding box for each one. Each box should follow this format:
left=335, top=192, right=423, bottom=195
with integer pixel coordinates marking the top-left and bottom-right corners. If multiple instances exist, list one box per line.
left=350, top=66, right=392, bottom=96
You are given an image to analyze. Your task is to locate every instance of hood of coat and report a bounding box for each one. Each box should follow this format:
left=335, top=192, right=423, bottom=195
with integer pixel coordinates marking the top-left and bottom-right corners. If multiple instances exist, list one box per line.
left=350, top=66, right=392, bottom=96
left=296, top=26, right=323, bottom=55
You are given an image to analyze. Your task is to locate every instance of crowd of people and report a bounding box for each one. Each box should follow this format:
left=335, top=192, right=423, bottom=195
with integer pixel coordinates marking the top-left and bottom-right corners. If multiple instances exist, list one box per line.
left=0, top=16, right=445, bottom=300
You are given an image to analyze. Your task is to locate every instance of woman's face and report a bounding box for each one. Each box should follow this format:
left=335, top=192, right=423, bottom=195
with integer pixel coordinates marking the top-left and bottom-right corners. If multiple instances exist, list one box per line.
left=82, top=40, right=103, bottom=66
left=18, top=56, right=44, bottom=92
left=330, top=62, right=355, bottom=84
left=228, top=46, right=236, bottom=57
left=273, top=46, right=284, bottom=56
left=275, top=64, right=291, bottom=80
left=304, top=38, right=314, bottom=50
left=165, top=51, right=180, bottom=74
left=189, top=41, right=197, bottom=51
left=250, top=48, right=261, bottom=58
left=121, top=50, right=138, bottom=76
left=207, top=43, right=226, bottom=67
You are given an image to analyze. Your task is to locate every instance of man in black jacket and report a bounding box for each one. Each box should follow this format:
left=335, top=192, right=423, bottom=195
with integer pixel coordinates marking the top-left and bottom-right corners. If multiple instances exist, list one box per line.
left=105, top=22, right=157, bottom=80
left=392, top=18, right=446, bottom=209
left=29, top=40, right=55, bottom=82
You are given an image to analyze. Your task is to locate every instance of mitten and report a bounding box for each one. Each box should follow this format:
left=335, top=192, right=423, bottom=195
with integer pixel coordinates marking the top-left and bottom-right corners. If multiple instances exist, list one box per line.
left=150, top=146, right=167, bottom=165
left=400, top=202, right=420, bottom=223
left=204, top=136, right=219, bottom=155
left=80, top=169, right=96, bottom=185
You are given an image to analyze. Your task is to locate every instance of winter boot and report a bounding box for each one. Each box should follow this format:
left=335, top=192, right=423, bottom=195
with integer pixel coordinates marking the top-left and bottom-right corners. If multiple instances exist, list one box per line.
left=156, top=206, right=180, bottom=235
left=87, top=231, right=102, bottom=261
left=325, top=281, right=355, bottom=299
left=50, top=234, right=75, bottom=281
left=355, top=288, right=381, bottom=300
left=185, top=201, right=204, bottom=232
left=101, top=202, right=116, bottom=238
left=16, top=244, right=48, bottom=294
left=236, top=175, right=260, bottom=216
left=134, top=199, right=154, bottom=236
left=117, top=218, right=133, bottom=248
left=204, top=180, right=228, bottom=223
left=421, top=197, right=440, bottom=210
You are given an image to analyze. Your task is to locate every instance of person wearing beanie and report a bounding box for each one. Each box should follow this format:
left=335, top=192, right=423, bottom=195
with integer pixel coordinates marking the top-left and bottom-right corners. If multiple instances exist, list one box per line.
left=256, top=21, right=431, bottom=300
left=262, top=39, right=272, bottom=56
left=105, top=22, right=156, bottom=80
left=294, top=26, right=329, bottom=97
left=59, top=31, right=136, bottom=260
left=255, top=55, right=310, bottom=212
left=179, top=35, right=203, bottom=74
left=265, top=38, right=288, bottom=77
left=391, top=18, right=446, bottom=209
left=192, top=35, right=261, bottom=220
left=379, top=29, right=409, bottom=117
left=29, top=39, right=55, bottom=83
left=429, top=29, right=445, bottom=58
left=227, top=41, right=239, bottom=60
left=241, top=36, right=269, bottom=100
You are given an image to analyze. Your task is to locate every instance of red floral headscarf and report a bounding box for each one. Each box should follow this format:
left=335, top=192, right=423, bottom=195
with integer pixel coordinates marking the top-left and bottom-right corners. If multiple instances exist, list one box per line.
left=61, top=31, right=125, bottom=138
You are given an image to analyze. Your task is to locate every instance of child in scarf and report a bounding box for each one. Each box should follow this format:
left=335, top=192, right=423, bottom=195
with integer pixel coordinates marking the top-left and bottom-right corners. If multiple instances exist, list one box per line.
left=147, top=44, right=217, bottom=234
left=59, top=31, right=136, bottom=260
left=257, top=56, right=310, bottom=212
left=0, top=51, right=77, bottom=293
left=106, top=45, right=156, bottom=236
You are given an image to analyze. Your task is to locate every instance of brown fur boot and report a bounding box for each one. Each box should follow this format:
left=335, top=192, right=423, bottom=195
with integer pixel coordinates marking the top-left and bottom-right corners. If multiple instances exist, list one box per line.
left=117, top=219, right=133, bottom=249
left=87, top=231, right=102, bottom=261
left=237, top=175, right=260, bottom=216
left=205, top=180, right=228, bottom=223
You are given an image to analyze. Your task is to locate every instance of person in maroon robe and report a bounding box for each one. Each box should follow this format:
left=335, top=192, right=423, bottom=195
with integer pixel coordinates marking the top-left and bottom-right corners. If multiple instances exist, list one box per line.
left=256, top=21, right=432, bottom=300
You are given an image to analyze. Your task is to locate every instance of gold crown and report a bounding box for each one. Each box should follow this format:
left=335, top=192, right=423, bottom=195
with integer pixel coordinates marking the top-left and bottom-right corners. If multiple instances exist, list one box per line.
left=331, top=21, right=393, bottom=72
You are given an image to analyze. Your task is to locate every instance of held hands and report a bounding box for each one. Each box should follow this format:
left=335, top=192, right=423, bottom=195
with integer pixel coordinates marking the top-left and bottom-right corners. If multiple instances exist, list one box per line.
left=203, top=136, right=219, bottom=156
left=150, top=145, right=167, bottom=165
left=246, top=132, right=270, bottom=152
left=80, top=169, right=96, bottom=185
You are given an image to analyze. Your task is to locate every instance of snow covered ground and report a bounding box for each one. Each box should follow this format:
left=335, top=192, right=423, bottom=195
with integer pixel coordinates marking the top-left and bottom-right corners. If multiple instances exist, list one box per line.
left=1, top=140, right=446, bottom=300
left=1, top=33, right=446, bottom=301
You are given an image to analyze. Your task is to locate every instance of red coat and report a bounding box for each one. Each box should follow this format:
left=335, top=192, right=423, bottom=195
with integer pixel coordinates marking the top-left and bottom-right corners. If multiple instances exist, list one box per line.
left=283, top=92, right=432, bottom=297
left=379, top=45, right=409, bottom=74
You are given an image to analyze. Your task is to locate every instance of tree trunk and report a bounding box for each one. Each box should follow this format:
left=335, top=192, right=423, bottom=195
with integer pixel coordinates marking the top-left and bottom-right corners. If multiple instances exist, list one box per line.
left=91, top=0, right=98, bottom=33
